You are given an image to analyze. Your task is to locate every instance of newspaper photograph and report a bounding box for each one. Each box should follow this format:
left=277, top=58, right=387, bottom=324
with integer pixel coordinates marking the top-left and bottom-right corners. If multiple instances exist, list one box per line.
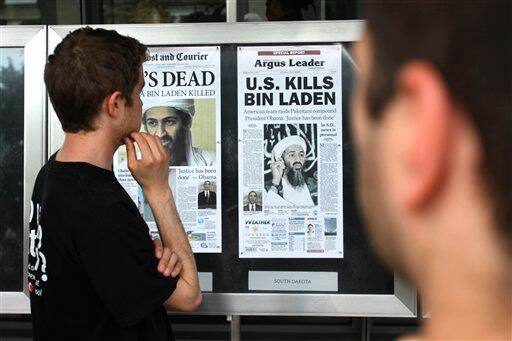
left=114, top=46, right=222, bottom=253
left=238, top=45, right=343, bottom=258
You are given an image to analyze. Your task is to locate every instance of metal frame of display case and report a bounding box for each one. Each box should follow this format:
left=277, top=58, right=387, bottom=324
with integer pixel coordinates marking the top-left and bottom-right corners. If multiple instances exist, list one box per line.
left=47, top=21, right=416, bottom=319
left=0, top=26, right=47, bottom=314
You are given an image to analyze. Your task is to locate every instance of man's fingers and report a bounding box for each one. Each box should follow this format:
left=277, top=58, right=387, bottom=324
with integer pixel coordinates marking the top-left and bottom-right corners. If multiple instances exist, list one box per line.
left=130, top=132, right=153, bottom=162
left=154, top=136, right=167, bottom=157
left=158, top=247, right=172, bottom=273
left=146, top=135, right=163, bottom=160
left=153, top=238, right=163, bottom=258
left=149, top=135, right=168, bottom=164
left=124, top=137, right=137, bottom=167
left=164, top=253, right=179, bottom=277
left=171, top=261, right=182, bottom=278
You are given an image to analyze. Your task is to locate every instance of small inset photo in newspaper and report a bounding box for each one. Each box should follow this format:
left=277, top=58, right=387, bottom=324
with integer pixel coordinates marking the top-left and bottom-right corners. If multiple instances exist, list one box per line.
left=243, top=190, right=263, bottom=212
left=306, top=223, right=315, bottom=236
left=263, top=123, right=318, bottom=207
left=197, top=179, right=217, bottom=210
left=324, top=217, right=337, bottom=236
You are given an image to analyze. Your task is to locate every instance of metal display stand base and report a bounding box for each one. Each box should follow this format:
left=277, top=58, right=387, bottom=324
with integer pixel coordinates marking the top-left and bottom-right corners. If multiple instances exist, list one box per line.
left=228, top=315, right=241, bottom=341
left=362, top=317, right=372, bottom=341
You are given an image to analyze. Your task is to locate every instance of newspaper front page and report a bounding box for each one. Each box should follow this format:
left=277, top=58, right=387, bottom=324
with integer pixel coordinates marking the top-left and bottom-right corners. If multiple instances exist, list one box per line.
left=114, top=46, right=222, bottom=253
left=238, top=45, right=343, bottom=258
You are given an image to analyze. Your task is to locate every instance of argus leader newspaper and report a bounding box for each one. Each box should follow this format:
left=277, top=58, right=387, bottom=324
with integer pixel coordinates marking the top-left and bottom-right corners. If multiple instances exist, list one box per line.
left=114, top=46, right=222, bottom=253
left=238, top=45, right=344, bottom=258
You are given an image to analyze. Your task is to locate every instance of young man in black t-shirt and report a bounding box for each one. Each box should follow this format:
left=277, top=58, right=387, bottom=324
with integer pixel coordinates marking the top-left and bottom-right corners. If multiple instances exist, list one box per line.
left=28, top=27, right=201, bottom=340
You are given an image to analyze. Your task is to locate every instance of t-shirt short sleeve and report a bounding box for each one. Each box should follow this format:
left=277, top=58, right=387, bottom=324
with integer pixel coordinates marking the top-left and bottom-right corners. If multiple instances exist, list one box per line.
left=74, top=201, right=178, bottom=327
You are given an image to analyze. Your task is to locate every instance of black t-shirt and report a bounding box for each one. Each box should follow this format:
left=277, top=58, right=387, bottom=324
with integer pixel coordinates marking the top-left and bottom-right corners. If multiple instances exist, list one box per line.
left=28, top=155, right=178, bottom=341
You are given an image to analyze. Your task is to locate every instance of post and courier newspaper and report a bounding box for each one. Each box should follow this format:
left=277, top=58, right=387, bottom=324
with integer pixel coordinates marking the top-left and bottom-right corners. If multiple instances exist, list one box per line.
left=238, top=45, right=343, bottom=258
left=114, top=46, right=222, bottom=253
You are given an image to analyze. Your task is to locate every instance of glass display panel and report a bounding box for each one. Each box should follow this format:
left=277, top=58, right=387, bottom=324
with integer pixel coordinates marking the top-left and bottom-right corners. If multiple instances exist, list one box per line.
left=102, top=0, right=226, bottom=24
left=0, top=47, right=24, bottom=291
left=0, top=0, right=225, bottom=25
left=237, top=0, right=360, bottom=22
left=0, top=0, right=81, bottom=25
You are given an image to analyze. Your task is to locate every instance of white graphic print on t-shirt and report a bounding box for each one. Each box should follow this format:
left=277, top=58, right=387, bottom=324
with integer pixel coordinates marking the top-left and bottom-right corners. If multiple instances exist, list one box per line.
left=28, top=200, right=48, bottom=296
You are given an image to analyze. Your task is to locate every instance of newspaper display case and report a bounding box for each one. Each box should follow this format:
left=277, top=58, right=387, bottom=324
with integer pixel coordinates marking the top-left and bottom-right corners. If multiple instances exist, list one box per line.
left=0, top=26, right=47, bottom=314
left=0, top=22, right=416, bottom=319
left=47, top=21, right=416, bottom=319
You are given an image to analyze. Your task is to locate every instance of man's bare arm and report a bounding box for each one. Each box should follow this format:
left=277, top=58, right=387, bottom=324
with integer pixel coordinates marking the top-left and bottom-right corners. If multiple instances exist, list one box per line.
left=144, top=186, right=201, bottom=311
left=125, top=132, right=201, bottom=312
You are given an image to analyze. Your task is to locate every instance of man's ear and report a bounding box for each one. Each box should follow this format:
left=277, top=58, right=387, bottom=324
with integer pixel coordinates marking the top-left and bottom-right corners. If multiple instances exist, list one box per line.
left=105, top=91, right=124, bottom=118
left=397, top=61, right=453, bottom=210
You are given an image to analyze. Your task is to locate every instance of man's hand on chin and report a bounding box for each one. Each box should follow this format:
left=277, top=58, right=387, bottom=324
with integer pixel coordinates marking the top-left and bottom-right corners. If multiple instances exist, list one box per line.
left=124, top=132, right=171, bottom=199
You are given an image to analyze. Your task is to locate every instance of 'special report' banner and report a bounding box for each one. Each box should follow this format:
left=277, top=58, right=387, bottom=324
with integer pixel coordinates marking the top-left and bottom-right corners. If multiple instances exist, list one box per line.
left=237, top=45, right=344, bottom=258
left=115, top=46, right=222, bottom=253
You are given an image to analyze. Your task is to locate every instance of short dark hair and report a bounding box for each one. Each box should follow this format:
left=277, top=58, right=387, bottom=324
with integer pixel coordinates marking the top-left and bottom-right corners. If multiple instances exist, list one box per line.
left=364, top=1, right=511, bottom=237
left=45, top=27, right=148, bottom=132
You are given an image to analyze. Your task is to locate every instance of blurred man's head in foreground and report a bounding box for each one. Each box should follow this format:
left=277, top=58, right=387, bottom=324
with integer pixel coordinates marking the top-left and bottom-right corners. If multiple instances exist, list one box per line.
left=352, top=1, right=510, bottom=338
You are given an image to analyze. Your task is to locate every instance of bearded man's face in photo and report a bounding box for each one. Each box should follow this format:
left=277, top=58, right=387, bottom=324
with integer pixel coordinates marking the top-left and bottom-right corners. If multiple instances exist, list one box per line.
left=143, top=106, right=188, bottom=164
left=282, top=144, right=306, bottom=188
